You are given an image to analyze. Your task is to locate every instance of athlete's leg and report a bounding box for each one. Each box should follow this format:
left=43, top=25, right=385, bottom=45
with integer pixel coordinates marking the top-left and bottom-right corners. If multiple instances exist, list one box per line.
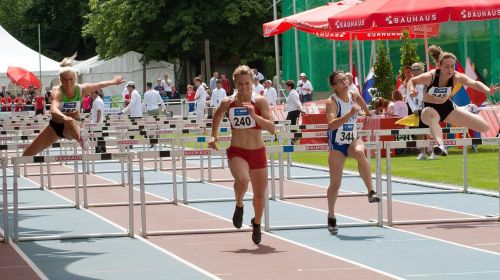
left=62, top=119, right=82, bottom=140
left=327, top=150, right=346, bottom=220
left=421, top=107, right=443, bottom=146
left=229, top=157, right=250, bottom=208
left=445, top=108, right=489, bottom=133
left=348, top=139, right=373, bottom=192
left=249, top=167, right=268, bottom=224
left=22, top=125, right=60, bottom=156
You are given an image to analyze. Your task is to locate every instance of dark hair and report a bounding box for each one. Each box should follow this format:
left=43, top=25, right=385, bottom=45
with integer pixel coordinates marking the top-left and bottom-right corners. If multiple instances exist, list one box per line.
left=328, top=71, right=345, bottom=86
left=373, top=97, right=390, bottom=109
left=429, top=45, right=457, bottom=65
left=216, top=79, right=222, bottom=84
left=285, top=80, right=295, bottom=88
left=391, top=90, right=403, bottom=101
left=146, top=82, right=153, bottom=87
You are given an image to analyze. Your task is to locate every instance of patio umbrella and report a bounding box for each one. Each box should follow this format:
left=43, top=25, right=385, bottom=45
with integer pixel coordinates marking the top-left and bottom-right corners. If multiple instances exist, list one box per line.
left=262, top=0, right=439, bottom=74
left=328, top=0, right=500, bottom=67
left=7, top=66, right=42, bottom=89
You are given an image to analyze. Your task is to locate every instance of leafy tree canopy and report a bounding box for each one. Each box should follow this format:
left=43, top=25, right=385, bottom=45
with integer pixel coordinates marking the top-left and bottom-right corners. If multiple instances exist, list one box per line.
left=84, top=0, right=275, bottom=63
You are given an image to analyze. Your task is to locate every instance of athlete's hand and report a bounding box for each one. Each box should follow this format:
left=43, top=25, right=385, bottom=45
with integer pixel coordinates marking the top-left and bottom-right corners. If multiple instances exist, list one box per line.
left=208, top=136, right=218, bottom=150
left=112, top=76, right=125, bottom=85
left=489, top=84, right=499, bottom=95
left=410, top=89, right=417, bottom=97
left=350, top=103, right=361, bottom=116
left=242, top=102, right=256, bottom=118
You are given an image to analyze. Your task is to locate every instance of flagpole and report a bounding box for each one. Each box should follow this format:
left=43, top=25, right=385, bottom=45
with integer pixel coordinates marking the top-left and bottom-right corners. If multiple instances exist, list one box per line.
left=273, top=0, right=282, bottom=101
left=293, top=0, right=300, bottom=79
left=38, top=24, right=42, bottom=89
left=424, top=26, right=429, bottom=71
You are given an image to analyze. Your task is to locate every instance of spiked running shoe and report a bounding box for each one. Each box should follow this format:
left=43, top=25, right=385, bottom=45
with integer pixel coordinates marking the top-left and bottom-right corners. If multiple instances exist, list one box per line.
left=368, top=190, right=381, bottom=203
left=78, top=128, right=89, bottom=150
left=251, top=218, right=261, bottom=245
left=232, top=205, right=243, bottom=229
left=433, top=145, right=448, bottom=156
left=328, top=218, right=338, bottom=235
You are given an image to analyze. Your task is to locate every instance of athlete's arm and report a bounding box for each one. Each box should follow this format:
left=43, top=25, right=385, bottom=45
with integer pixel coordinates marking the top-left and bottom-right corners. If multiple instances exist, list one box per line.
left=252, top=96, right=276, bottom=134
left=49, top=87, right=72, bottom=123
left=409, top=71, right=433, bottom=97
left=82, top=76, right=125, bottom=95
left=326, top=97, right=359, bottom=130
left=208, top=98, right=230, bottom=149
left=456, top=72, right=499, bottom=95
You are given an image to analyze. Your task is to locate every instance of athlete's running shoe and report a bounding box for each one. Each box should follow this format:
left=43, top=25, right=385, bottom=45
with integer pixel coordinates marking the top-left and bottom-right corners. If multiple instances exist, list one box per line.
left=232, top=205, right=243, bottom=229
left=368, top=190, right=381, bottom=203
left=328, top=217, right=338, bottom=235
left=251, top=218, right=261, bottom=245
left=433, top=145, right=448, bottom=156
left=78, top=128, right=89, bottom=150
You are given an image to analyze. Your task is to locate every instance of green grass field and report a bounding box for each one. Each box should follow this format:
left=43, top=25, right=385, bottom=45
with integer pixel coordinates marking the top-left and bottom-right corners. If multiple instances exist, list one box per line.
left=290, top=146, right=499, bottom=192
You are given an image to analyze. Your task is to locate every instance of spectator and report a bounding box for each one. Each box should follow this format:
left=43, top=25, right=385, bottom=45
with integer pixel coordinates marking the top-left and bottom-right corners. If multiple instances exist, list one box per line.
left=398, top=65, right=413, bottom=104
left=345, top=72, right=360, bottom=94
left=24, top=93, right=33, bottom=111
left=163, top=74, right=173, bottom=98
left=27, top=85, right=36, bottom=99
left=252, top=76, right=265, bottom=96
left=33, top=90, right=45, bottom=115
left=273, top=71, right=286, bottom=104
left=123, top=88, right=131, bottom=107
left=210, top=80, right=226, bottom=108
left=0, top=84, right=10, bottom=98
left=170, top=85, right=180, bottom=99
left=209, top=71, right=219, bottom=91
left=253, top=68, right=265, bottom=84
left=82, top=92, right=92, bottom=113
left=122, top=81, right=142, bottom=118
left=285, top=80, right=305, bottom=144
left=91, top=89, right=106, bottom=153
left=1, top=92, right=12, bottom=111
left=221, top=73, right=232, bottom=96
left=386, top=90, right=408, bottom=118
left=194, top=77, right=208, bottom=121
left=44, top=86, right=52, bottom=105
left=263, top=80, right=277, bottom=106
left=297, top=73, right=313, bottom=103
left=185, top=84, right=196, bottom=112
left=142, top=82, right=166, bottom=116
left=14, top=93, right=25, bottom=112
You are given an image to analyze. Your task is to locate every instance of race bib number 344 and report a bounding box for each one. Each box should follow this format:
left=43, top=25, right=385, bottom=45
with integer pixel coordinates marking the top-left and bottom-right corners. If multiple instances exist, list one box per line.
left=335, top=123, right=357, bottom=144
left=229, top=107, right=256, bottom=129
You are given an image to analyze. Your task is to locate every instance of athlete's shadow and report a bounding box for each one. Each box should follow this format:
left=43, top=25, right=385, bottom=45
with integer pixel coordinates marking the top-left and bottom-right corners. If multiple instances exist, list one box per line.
left=222, top=244, right=285, bottom=255
left=334, top=234, right=384, bottom=241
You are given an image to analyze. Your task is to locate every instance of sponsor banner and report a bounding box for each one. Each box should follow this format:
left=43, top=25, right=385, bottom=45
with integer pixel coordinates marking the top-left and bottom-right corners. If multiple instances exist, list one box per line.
left=184, top=150, right=211, bottom=156
left=430, top=139, right=457, bottom=146
left=479, top=138, right=499, bottom=145
left=111, top=153, right=129, bottom=160
left=313, top=131, right=327, bottom=137
left=117, top=140, right=139, bottom=145
left=104, top=108, right=122, bottom=114
left=385, top=13, right=438, bottom=25
left=155, top=130, right=174, bottom=135
left=459, top=9, right=499, bottom=20
left=55, top=155, right=82, bottom=161
left=17, top=143, right=30, bottom=148
left=0, top=137, right=13, bottom=141
left=305, top=144, right=329, bottom=151
left=218, top=136, right=232, bottom=142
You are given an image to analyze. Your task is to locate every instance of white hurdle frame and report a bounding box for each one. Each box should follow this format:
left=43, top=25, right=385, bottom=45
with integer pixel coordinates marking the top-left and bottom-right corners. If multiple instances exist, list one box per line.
left=11, top=153, right=135, bottom=242
left=263, top=143, right=384, bottom=231
left=1, top=157, right=8, bottom=243
left=139, top=149, right=254, bottom=237
left=385, top=137, right=500, bottom=226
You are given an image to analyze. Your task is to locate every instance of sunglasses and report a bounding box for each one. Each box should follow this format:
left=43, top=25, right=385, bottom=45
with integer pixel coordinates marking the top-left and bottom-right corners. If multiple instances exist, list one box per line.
left=411, top=68, right=421, bottom=71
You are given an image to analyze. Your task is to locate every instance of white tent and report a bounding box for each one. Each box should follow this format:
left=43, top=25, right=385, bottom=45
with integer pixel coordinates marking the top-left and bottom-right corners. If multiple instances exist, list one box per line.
left=0, top=25, right=60, bottom=90
left=75, top=51, right=175, bottom=96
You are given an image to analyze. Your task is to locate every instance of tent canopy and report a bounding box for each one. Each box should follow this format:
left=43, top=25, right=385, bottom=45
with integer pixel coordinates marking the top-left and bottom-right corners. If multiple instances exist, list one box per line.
left=0, top=24, right=60, bottom=90
left=76, top=51, right=175, bottom=96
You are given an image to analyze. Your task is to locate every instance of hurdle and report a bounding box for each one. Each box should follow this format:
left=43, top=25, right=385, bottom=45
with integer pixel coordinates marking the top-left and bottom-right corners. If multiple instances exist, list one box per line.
left=1, top=157, right=8, bottom=243
left=138, top=149, right=254, bottom=237
left=11, top=153, right=134, bottom=242
left=385, top=137, right=500, bottom=226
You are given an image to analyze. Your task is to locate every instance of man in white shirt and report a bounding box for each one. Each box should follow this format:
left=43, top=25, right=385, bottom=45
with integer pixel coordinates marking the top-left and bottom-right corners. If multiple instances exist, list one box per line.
left=297, top=73, right=313, bottom=103
left=263, top=80, right=277, bottom=106
left=163, top=74, right=173, bottom=97
left=210, top=80, right=226, bottom=108
left=122, top=81, right=142, bottom=118
left=346, top=72, right=360, bottom=94
left=194, top=77, right=208, bottom=121
left=209, top=72, right=219, bottom=91
left=252, top=76, right=265, bottom=96
left=143, top=82, right=166, bottom=116
left=91, top=89, right=106, bottom=152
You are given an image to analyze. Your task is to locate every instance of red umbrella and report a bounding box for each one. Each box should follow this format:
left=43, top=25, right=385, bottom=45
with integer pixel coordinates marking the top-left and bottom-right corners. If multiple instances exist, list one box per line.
left=329, top=0, right=500, bottom=32
left=6, top=66, right=42, bottom=89
left=263, top=0, right=439, bottom=39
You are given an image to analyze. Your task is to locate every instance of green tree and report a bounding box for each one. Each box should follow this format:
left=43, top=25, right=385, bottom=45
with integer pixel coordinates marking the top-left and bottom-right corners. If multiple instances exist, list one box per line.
left=399, top=30, right=419, bottom=80
left=373, top=40, right=394, bottom=100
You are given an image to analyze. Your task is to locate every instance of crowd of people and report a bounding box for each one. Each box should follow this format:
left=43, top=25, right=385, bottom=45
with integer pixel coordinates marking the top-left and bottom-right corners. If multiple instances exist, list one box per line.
left=0, top=84, right=52, bottom=114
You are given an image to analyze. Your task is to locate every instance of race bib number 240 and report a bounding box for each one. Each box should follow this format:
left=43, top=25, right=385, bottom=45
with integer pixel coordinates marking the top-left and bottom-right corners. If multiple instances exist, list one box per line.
left=229, top=107, right=256, bottom=129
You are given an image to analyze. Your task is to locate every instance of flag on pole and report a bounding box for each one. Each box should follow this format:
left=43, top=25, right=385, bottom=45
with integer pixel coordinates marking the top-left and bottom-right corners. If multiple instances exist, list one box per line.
left=464, top=58, right=487, bottom=106
left=450, top=61, right=471, bottom=106
left=362, top=67, right=374, bottom=104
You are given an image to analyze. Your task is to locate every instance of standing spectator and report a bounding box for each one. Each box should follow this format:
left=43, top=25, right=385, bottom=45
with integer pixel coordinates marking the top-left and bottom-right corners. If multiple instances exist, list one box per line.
left=91, top=89, right=106, bottom=153
left=285, top=80, right=305, bottom=144
left=122, top=81, right=142, bottom=118
left=123, top=88, right=131, bottom=107
left=143, top=82, right=166, bottom=116
left=82, top=92, right=92, bottom=113
left=163, top=74, right=173, bottom=98
left=170, top=85, right=180, bottom=99
left=185, top=85, right=196, bottom=113
left=24, top=92, right=33, bottom=111
left=253, top=68, right=265, bottom=84
left=252, top=76, right=265, bottom=96
left=398, top=65, right=413, bottom=105
left=345, top=72, right=360, bottom=94
left=209, top=72, right=219, bottom=91
left=1, top=92, right=13, bottom=111
left=33, top=90, right=46, bottom=115
left=221, top=73, right=232, bottom=96
left=210, top=80, right=226, bottom=108
left=297, top=73, right=313, bottom=103
left=263, top=80, right=277, bottom=106
left=27, top=85, right=36, bottom=99
left=44, top=86, right=52, bottom=105
left=273, top=71, right=285, bottom=104
left=0, top=84, right=10, bottom=98
left=14, top=93, right=25, bottom=112
left=194, top=77, right=208, bottom=121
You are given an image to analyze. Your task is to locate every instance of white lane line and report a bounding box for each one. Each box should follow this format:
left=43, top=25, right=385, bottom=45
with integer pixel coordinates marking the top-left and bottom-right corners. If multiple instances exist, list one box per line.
left=406, top=270, right=500, bottom=277
left=11, top=165, right=221, bottom=280
left=297, top=267, right=361, bottom=272
left=472, top=242, right=500, bottom=246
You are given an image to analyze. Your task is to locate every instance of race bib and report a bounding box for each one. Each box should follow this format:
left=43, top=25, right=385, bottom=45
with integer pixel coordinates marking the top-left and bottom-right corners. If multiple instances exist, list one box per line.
left=427, top=87, right=451, bottom=99
left=229, top=107, right=256, bottom=129
left=335, top=123, right=357, bottom=144
left=60, top=101, right=80, bottom=114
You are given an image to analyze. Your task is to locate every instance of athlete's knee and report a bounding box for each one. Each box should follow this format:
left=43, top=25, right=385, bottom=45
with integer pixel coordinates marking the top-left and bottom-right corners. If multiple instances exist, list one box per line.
left=234, top=177, right=250, bottom=186
left=477, top=121, right=490, bottom=133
